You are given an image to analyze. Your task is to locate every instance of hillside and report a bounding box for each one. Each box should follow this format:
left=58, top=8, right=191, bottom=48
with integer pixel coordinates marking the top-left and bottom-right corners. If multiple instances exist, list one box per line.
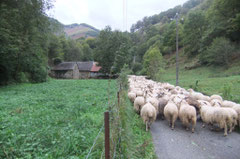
left=64, top=23, right=100, bottom=39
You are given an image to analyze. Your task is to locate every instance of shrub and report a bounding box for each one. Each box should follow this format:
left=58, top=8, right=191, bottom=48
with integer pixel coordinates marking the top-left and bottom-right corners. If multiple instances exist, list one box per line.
left=132, top=62, right=142, bottom=74
left=143, top=46, right=165, bottom=80
left=200, top=37, right=235, bottom=67
left=221, top=84, right=233, bottom=101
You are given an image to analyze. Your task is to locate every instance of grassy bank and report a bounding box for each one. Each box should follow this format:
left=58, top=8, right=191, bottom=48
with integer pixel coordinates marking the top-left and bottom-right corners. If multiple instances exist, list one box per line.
left=160, top=61, right=240, bottom=103
left=110, top=89, right=156, bottom=159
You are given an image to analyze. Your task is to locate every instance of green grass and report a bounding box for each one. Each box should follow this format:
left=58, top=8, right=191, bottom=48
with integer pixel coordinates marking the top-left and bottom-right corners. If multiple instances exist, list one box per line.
left=160, top=65, right=240, bottom=103
left=0, top=79, right=116, bottom=158
left=111, top=90, right=156, bottom=159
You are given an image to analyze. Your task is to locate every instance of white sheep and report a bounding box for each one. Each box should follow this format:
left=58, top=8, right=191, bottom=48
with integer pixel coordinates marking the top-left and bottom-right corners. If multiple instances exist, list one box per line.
left=164, top=100, right=178, bottom=130
left=221, top=100, right=237, bottom=108
left=140, top=102, right=157, bottom=131
left=134, top=96, right=145, bottom=114
left=232, top=105, right=240, bottom=128
left=128, top=92, right=136, bottom=103
left=210, top=99, right=222, bottom=107
left=222, top=107, right=238, bottom=133
left=188, top=89, right=210, bottom=101
left=210, top=94, right=223, bottom=102
left=178, top=100, right=197, bottom=133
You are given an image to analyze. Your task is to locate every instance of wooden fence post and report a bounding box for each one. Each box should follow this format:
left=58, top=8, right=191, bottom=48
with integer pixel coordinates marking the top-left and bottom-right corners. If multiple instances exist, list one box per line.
left=104, top=111, right=110, bottom=159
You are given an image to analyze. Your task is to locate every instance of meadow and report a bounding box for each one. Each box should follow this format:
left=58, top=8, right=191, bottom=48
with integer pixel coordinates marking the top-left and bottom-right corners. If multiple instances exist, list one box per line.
left=0, top=79, right=116, bottom=158
left=0, top=79, right=156, bottom=158
left=160, top=59, right=240, bottom=103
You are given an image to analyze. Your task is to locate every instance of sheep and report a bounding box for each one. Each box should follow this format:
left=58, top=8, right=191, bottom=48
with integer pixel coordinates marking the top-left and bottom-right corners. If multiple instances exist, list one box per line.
left=147, top=97, right=159, bottom=114
left=210, top=99, right=222, bottom=107
left=222, top=107, right=238, bottom=133
left=178, top=100, right=197, bottom=133
left=140, top=102, right=157, bottom=131
left=134, top=96, right=145, bottom=114
left=200, top=105, right=215, bottom=128
left=221, top=100, right=237, bottom=108
left=136, top=90, right=144, bottom=97
left=188, top=89, right=210, bottom=101
left=170, top=95, right=183, bottom=110
left=232, top=105, right=240, bottom=128
left=210, top=94, right=223, bottom=102
left=128, top=92, right=136, bottom=103
left=158, top=97, right=168, bottom=120
left=211, top=107, right=230, bottom=136
left=164, top=100, right=178, bottom=130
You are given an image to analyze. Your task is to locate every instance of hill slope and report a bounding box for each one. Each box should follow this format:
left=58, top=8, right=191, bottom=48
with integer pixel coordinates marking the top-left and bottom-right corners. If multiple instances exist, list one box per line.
left=64, top=23, right=100, bottom=39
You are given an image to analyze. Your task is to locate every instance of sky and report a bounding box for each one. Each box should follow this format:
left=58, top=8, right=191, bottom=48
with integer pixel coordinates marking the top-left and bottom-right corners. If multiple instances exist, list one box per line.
left=47, top=0, right=188, bottom=31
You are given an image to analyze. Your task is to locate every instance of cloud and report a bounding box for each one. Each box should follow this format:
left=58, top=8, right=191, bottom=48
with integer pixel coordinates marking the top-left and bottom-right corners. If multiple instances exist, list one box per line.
left=47, top=0, right=188, bottom=31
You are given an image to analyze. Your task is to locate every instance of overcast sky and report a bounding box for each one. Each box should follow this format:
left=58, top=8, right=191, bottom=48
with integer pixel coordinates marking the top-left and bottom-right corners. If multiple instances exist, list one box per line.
left=47, top=0, right=188, bottom=31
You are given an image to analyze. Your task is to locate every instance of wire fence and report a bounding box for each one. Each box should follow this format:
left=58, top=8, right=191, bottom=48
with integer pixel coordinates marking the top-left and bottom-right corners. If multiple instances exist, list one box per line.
left=84, top=78, right=122, bottom=159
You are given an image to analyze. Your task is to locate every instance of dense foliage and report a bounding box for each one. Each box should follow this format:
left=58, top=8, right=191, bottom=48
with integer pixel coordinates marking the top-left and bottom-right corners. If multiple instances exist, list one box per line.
left=129, top=0, right=240, bottom=74
left=0, top=0, right=52, bottom=84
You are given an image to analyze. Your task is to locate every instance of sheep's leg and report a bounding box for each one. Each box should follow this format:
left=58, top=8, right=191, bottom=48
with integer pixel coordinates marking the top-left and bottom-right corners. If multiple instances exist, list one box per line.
left=172, top=115, right=177, bottom=130
left=145, top=121, right=148, bottom=131
left=229, top=123, right=233, bottom=133
left=192, top=119, right=196, bottom=133
left=224, top=122, right=227, bottom=136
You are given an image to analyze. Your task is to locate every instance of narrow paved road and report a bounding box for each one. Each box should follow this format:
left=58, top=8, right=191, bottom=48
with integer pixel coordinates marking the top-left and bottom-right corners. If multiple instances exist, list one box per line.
left=151, top=119, right=240, bottom=159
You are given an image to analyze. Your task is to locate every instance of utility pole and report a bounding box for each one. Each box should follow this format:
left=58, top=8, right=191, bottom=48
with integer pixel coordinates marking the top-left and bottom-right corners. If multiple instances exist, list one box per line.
left=175, top=13, right=179, bottom=86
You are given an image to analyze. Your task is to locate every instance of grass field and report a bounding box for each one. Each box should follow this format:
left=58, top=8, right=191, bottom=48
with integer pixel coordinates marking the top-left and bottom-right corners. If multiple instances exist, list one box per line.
left=0, top=79, right=117, bottom=158
left=160, top=64, right=240, bottom=103
left=0, top=79, right=156, bottom=158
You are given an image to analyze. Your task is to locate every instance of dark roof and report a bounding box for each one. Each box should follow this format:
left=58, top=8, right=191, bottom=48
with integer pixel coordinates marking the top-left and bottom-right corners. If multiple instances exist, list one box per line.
left=52, top=62, right=76, bottom=71
left=91, top=62, right=101, bottom=72
left=77, top=61, right=94, bottom=71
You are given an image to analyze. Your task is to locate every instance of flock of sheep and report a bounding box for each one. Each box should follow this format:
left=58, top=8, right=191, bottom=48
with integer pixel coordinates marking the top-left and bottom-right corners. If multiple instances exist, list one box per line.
left=127, top=75, right=240, bottom=136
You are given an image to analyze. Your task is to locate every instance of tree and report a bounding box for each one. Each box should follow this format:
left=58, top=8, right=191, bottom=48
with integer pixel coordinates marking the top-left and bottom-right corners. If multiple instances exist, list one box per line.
left=183, top=10, right=207, bottom=55
left=64, top=40, right=83, bottom=61
left=0, top=0, right=52, bottom=83
left=201, top=37, right=235, bottom=67
left=82, top=43, right=93, bottom=61
left=143, top=46, right=164, bottom=80
left=94, top=27, right=131, bottom=74
left=113, top=43, right=131, bottom=73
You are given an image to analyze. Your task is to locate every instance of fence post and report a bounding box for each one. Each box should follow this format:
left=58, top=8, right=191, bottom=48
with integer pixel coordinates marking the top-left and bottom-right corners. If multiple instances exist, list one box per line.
left=104, top=111, right=110, bottom=159
left=117, top=91, right=120, bottom=107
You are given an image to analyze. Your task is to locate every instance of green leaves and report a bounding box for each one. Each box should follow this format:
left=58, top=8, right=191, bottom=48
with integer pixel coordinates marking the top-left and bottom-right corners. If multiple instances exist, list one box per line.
left=143, top=46, right=165, bottom=80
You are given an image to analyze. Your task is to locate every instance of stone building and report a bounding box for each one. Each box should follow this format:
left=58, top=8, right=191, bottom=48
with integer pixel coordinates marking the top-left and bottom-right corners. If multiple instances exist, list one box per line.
left=51, top=61, right=101, bottom=79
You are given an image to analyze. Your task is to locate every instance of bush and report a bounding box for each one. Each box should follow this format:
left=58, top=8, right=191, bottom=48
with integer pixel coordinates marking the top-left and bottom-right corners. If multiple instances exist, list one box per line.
left=200, top=37, right=235, bottom=67
left=117, top=64, right=132, bottom=90
left=221, top=84, right=233, bottom=101
left=143, top=46, right=165, bottom=80
left=30, top=66, right=47, bottom=83
left=132, top=62, right=142, bottom=74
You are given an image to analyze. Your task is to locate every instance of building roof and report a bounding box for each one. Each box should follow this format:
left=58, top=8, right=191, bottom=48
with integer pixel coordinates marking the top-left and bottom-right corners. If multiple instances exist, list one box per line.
left=77, top=61, right=94, bottom=71
left=91, top=62, right=101, bottom=72
left=52, top=62, right=76, bottom=71
left=52, top=61, right=101, bottom=72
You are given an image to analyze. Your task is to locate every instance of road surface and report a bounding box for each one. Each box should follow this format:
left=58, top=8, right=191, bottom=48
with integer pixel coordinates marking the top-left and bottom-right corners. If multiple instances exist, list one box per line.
left=151, top=119, right=240, bottom=159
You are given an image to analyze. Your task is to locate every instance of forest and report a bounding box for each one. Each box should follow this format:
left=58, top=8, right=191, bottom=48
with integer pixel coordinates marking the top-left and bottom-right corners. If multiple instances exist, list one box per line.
left=0, top=0, right=240, bottom=84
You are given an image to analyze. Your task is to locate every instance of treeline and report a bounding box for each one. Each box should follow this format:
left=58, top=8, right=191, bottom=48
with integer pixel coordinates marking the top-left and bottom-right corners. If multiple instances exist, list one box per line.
left=1, top=0, right=240, bottom=84
left=129, top=0, right=240, bottom=69
left=0, top=0, right=95, bottom=84
left=93, top=0, right=240, bottom=79
left=0, top=0, right=52, bottom=84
